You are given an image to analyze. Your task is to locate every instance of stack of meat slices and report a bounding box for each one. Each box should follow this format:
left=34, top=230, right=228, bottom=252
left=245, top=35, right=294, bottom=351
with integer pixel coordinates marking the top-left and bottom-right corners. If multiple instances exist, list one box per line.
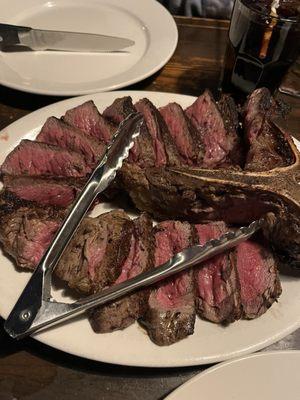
left=0, top=191, right=282, bottom=345
left=0, top=88, right=283, bottom=346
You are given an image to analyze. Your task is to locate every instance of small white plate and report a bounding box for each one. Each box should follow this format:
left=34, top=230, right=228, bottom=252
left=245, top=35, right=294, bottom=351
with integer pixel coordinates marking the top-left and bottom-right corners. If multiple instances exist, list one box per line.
left=0, top=0, right=178, bottom=96
left=0, top=91, right=299, bottom=368
left=165, top=351, right=300, bottom=399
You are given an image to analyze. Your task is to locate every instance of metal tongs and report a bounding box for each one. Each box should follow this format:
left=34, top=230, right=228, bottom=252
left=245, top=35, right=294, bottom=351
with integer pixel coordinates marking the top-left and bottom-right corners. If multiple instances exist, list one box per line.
left=4, top=113, right=265, bottom=339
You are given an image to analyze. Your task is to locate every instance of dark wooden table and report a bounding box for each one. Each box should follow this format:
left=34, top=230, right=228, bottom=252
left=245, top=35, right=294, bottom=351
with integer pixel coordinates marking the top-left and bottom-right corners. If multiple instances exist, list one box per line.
left=0, top=16, right=299, bottom=400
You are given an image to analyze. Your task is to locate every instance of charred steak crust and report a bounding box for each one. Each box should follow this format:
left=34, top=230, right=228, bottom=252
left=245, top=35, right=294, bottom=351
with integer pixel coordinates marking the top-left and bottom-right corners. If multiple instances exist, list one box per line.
left=140, top=221, right=197, bottom=346
left=217, top=94, right=244, bottom=166
left=244, top=88, right=294, bottom=171
left=103, top=96, right=136, bottom=125
left=89, top=213, right=154, bottom=333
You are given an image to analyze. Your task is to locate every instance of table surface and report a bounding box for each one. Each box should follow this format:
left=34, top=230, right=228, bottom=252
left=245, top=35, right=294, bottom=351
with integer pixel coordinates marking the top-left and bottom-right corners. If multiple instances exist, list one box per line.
left=0, top=16, right=299, bottom=400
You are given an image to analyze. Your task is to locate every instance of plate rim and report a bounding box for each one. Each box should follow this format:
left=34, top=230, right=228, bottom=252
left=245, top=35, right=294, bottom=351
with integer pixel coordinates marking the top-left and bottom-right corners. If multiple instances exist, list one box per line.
left=164, top=350, right=300, bottom=399
left=0, top=0, right=178, bottom=96
left=0, top=90, right=299, bottom=368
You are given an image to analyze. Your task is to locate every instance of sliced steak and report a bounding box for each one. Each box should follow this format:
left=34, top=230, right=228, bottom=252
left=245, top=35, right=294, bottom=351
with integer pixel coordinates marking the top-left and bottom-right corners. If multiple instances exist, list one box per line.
left=36, top=117, right=106, bottom=168
left=63, top=100, right=116, bottom=143
left=3, top=175, right=82, bottom=208
left=1, top=140, right=91, bottom=178
left=159, top=102, right=204, bottom=165
left=0, top=192, right=63, bottom=270
left=234, top=236, right=282, bottom=319
left=185, top=90, right=240, bottom=167
left=140, top=220, right=196, bottom=346
left=243, top=88, right=293, bottom=171
left=135, top=98, right=181, bottom=167
left=89, top=213, right=154, bottom=333
left=244, top=87, right=274, bottom=143
left=103, top=96, right=136, bottom=125
left=194, top=222, right=241, bottom=324
left=217, top=94, right=244, bottom=166
left=102, top=96, right=157, bottom=167
left=55, top=210, right=133, bottom=294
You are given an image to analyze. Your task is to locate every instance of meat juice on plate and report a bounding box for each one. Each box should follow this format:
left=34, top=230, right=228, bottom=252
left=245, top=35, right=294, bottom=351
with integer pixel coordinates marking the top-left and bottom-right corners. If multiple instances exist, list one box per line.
left=222, top=0, right=300, bottom=97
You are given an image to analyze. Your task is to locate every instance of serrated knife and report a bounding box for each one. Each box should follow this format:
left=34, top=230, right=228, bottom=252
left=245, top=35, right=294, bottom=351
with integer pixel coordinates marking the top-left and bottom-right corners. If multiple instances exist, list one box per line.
left=4, top=112, right=143, bottom=339
left=0, top=23, right=135, bottom=52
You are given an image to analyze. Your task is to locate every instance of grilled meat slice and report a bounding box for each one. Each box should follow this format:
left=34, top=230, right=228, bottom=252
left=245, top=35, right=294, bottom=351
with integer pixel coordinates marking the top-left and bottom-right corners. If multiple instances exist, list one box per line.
left=0, top=192, right=63, bottom=269
left=55, top=210, right=133, bottom=294
left=186, top=90, right=240, bottom=167
left=89, top=213, right=154, bottom=333
left=3, top=175, right=82, bottom=208
left=63, top=100, right=116, bottom=143
left=194, top=222, right=241, bottom=323
left=234, top=235, right=282, bottom=319
left=244, top=88, right=293, bottom=171
left=103, top=96, right=136, bottom=125
left=135, top=98, right=181, bottom=167
left=1, top=140, right=91, bottom=178
left=37, top=117, right=106, bottom=168
left=140, top=220, right=197, bottom=346
left=159, top=102, right=204, bottom=166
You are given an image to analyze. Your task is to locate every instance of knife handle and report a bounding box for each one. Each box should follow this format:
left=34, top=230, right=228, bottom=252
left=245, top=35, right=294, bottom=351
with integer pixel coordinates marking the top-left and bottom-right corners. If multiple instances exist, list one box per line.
left=0, top=23, right=30, bottom=48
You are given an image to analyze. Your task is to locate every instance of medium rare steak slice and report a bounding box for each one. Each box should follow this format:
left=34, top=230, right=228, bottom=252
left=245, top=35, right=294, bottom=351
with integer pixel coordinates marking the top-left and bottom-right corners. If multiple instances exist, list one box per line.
left=36, top=117, right=106, bottom=168
left=102, top=96, right=156, bottom=167
left=234, top=236, right=282, bottom=319
left=185, top=90, right=240, bottom=167
left=63, top=100, right=116, bottom=143
left=159, top=102, right=204, bottom=165
left=55, top=210, right=133, bottom=294
left=3, top=176, right=82, bottom=208
left=135, top=98, right=181, bottom=167
left=1, top=140, right=91, bottom=178
left=89, top=213, right=154, bottom=333
left=194, top=222, right=241, bottom=323
left=103, top=96, right=136, bottom=125
left=244, top=88, right=293, bottom=171
left=140, top=221, right=197, bottom=346
left=0, top=192, right=63, bottom=269
left=217, top=94, right=243, bottom=166
left=244, top=87, right=274, bottom=143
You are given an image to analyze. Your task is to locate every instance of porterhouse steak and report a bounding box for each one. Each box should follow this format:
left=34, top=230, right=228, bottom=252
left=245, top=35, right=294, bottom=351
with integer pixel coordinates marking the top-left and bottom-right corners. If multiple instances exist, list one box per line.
left=0, top=87, right=296, bottom=346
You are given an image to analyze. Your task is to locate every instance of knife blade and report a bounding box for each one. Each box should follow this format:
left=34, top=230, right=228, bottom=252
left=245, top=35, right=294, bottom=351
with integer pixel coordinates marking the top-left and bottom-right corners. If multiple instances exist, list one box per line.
left=0, top=23, right=135, bottom=52
left=4, top=112, right=143, bottom=339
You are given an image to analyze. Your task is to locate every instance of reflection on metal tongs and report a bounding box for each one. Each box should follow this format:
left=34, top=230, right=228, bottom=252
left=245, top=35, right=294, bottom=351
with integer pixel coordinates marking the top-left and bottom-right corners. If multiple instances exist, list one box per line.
left=4, top=113, right=265, bottom=339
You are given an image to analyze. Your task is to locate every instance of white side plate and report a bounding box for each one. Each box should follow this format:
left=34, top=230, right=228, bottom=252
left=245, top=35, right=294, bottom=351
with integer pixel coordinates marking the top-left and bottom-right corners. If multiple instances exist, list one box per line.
left=165, top=351, right=300, bottom=399
left=0, top=91, right=299, bottom=367
left=0, top=0, right=178, bottom=96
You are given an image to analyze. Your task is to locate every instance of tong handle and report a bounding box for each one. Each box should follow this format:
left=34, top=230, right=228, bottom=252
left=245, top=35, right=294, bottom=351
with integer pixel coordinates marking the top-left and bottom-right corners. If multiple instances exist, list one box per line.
left=4, top=267, right=44, bottom=337
left=0, top=23, right=30, bottom=48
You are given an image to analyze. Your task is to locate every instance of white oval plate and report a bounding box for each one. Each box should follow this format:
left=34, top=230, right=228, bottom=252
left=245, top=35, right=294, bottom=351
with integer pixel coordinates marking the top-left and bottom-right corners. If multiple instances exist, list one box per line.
left=0, top=91, right=299, bottom=368
left=0, top=0, right=178, bottom=96
left=165, top=351, right=300, bottom=399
